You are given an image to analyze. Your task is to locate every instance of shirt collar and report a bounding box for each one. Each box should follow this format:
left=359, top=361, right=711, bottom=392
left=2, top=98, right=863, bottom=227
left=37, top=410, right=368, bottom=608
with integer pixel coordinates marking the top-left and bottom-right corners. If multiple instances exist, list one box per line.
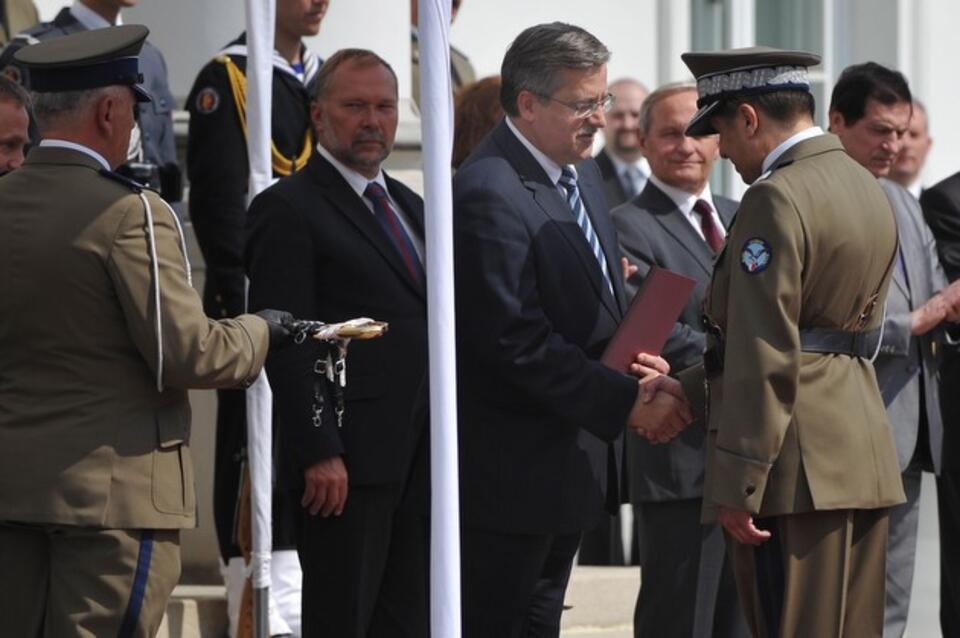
left=70, top=1, right=121, bottom=29
left=907, top=180, right=923, bottom=199
left=316, top=143, right=388, bottom=201
left=39, top=139, right=110, bottom=170
left=506, top=117, right=564, bottom=185
left=605, top=151, right=650, bottom=179
left=648, top=173, right=713, bottom=217
left=760, top=126, right=824, bottom=177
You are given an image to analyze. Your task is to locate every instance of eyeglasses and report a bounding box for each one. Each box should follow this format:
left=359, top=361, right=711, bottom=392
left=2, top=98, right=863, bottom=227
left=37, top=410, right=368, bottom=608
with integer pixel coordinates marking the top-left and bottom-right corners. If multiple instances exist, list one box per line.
left=536, top=92, right=615, bottom=119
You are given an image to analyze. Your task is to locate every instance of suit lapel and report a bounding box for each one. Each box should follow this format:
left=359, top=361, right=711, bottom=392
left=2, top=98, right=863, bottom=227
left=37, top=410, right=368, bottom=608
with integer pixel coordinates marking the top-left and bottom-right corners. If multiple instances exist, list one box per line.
left=579, top=169, right=628, bottom=316
left=491, top=123, right=620, bottom=320
left=307, top=154, right=425, bottom=300
left=641, top=184, right=715, bottom=276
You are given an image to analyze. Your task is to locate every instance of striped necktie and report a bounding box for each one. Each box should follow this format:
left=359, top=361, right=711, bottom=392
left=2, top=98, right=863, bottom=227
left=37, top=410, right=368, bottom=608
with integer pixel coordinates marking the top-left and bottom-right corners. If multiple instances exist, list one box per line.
left=558, top=167, right=614, bottom=296
left=364, top=182, right=424, bottom=285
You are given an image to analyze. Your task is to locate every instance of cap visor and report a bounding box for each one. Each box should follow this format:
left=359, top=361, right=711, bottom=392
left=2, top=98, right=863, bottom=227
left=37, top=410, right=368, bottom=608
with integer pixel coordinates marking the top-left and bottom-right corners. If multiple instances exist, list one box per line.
left=685, top=101, right=721, bottom=137
left=132, top=83, right=152, bottom=103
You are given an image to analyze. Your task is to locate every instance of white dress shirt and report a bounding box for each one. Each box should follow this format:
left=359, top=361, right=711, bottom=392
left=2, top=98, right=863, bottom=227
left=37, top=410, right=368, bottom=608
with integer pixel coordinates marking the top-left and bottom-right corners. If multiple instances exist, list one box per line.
left=39, top=139, right=110, bottom=170
left=606, top=151, right=650, bottom=199
left=760, top=126, right=824, bottom=178
left=316, top=144, right=424, bottom=262
left=647, top=174, right=725, bottom=242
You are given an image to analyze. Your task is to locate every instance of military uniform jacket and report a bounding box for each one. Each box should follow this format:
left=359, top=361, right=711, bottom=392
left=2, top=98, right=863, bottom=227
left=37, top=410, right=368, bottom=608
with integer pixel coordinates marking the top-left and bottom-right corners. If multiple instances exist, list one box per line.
left=0, top=8, right=178, bottom=172
left=186, top=34, right=319, bottom=320
left=0, top=146, right=268, bottom=530
left=680, top=134, right=905, bottom=518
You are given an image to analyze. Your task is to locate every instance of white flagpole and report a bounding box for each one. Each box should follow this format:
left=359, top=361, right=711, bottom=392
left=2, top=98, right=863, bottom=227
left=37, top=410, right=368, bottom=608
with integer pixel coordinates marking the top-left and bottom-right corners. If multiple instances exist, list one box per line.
left=419, top=1, right=462, bottom=636
left=243, top=1, right=276, bottom=637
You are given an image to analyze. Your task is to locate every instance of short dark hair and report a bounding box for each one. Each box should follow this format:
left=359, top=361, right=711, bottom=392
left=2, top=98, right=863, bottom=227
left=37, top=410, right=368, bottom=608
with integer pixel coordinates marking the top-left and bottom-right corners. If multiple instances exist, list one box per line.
left=713, top=89, right=815, bottom=125
left=500, top=22, right=610, bottom=117
left=312, top=49, right=398, bottom=102
left=0, top=75, right=30, bottom=110
left=829, top=62, right=911, bottom=125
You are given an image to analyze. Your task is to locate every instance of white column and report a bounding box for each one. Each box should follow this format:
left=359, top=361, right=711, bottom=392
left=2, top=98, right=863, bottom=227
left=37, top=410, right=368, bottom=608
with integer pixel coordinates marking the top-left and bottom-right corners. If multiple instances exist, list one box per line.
left=723, top=0, right=755, bottom=200
left=656, top=0, right=691, bottom=85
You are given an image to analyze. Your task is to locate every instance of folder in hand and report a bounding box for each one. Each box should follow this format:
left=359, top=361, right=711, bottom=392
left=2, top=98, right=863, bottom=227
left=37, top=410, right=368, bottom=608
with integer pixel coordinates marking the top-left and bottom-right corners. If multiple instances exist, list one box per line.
left=602, top=266, right=698, bottom=373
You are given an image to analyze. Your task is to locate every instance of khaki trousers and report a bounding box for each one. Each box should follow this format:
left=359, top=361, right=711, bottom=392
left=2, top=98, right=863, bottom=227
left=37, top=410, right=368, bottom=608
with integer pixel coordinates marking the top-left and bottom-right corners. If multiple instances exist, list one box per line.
left=728, top=508, right=889, bottom=638
left=0, top=522, right=180, bottom=638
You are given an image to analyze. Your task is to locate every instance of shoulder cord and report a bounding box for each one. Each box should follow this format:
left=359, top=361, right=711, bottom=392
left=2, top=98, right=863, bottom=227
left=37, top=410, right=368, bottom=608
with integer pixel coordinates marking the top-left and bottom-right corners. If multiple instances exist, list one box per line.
left=218, top=55, right=313, bottom=177
left=139, top=192, right=192, bottom=392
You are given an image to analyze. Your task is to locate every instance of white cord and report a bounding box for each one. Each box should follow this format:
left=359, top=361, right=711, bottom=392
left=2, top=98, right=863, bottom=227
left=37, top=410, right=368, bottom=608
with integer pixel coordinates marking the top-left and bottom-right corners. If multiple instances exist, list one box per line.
left=869, top=303, right=887, bottom=363
left=139, top=192, right=164, bottom=392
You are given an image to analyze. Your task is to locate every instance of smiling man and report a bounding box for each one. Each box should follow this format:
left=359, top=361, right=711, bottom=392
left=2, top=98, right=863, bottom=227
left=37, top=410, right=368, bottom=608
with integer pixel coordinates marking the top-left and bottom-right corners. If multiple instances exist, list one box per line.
left=453, top=22, right=690, bottom=638
left=610, top=83, right=746, bottom=638
left=595, top=77, right=649, bottom=207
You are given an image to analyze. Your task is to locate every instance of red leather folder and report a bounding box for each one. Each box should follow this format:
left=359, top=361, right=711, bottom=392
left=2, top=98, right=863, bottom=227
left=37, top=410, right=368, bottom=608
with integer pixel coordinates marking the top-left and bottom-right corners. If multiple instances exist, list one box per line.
left=602, top=266, right=698, bottom=373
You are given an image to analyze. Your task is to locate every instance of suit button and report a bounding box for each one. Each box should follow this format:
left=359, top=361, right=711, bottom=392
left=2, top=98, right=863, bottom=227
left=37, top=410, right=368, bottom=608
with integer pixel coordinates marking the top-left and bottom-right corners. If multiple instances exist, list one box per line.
left=745, top=485, right=756, bottom=496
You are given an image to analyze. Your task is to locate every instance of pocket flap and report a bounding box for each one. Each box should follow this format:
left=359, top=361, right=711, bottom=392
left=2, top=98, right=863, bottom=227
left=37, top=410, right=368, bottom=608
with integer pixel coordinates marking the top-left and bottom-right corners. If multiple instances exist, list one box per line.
left=156, top=402, right=191, bottom=449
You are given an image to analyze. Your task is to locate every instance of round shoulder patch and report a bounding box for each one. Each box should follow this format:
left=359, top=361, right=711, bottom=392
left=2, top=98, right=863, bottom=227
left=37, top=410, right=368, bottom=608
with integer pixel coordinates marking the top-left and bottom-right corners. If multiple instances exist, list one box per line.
left=740, top=238, right=772, bottom=274
left=194, top=87, right=220, bottom=114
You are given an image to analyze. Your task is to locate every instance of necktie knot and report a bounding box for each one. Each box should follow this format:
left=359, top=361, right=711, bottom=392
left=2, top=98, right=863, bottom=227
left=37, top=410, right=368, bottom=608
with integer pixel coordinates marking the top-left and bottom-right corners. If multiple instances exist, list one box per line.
left=364, top=181, right=389, bottom=202
left=559, top=167, right=578, bottom=192
left=693, top=199, right=725, bottom=254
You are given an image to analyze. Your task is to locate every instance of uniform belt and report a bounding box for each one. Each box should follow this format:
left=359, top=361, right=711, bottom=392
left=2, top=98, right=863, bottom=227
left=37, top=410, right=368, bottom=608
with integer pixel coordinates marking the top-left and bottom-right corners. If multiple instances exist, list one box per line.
left=703, top=327, right=879, bottom=378
left=799, top=327, right=880, bottom=358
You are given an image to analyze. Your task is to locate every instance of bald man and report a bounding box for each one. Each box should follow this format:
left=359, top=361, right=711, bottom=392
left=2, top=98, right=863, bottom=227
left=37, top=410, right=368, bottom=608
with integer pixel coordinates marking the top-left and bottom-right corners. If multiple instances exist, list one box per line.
left=595, top=77, right=650, bottom=208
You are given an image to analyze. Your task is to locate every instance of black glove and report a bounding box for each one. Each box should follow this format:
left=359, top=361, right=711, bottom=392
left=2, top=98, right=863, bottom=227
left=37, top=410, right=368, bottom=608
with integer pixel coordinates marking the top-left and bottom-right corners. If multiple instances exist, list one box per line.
left=254, top=309, right=296, bottom=349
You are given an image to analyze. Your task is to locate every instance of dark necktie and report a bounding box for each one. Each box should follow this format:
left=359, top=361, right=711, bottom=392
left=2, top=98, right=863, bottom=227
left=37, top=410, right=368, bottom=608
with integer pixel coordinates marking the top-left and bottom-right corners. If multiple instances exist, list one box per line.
left=558, top=167, right=614, bottom=296
left=364, top=182, right=424, bottom=285
left=693, top=198, right=724, bottom=254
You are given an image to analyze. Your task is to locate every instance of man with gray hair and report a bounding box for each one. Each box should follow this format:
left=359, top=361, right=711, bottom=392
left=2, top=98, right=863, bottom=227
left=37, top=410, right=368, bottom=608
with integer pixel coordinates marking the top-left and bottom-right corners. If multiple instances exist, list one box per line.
left=0, top=73, right=29, bottom=175
left=454, top=22, right=691, bottom=637
left=0, top=25, right=286, bottom=637
left=612, top=82, right=746, bottom=638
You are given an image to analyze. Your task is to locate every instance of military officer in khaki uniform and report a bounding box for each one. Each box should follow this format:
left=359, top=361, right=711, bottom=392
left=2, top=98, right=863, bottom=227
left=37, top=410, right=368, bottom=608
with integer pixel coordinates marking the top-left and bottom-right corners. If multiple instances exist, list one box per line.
left=410, top=0, right=474, bottom=108
left=655, top=47, right=906, bottom=637
left=0, top=26, right=291, bottom=637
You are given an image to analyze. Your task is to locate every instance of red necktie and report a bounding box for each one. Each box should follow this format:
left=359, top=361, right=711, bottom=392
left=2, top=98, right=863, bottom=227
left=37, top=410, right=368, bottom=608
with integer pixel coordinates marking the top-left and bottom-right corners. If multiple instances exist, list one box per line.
left=693, top=199, right=724, bottom=254
left=364, top=182, right=424, bottom=285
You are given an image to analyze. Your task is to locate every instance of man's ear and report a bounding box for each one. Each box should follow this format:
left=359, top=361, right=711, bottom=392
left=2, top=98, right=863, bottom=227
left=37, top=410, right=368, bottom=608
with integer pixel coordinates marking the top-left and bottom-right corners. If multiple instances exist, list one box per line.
left=515, top=90, right=538, bottom=123
left=739, top=103, right=760, bottom=137
left=827, top=109, right=845, bottom=134
left=310, top=100, right=324, bottom=135
left=95, top=92, right=114, bottom=137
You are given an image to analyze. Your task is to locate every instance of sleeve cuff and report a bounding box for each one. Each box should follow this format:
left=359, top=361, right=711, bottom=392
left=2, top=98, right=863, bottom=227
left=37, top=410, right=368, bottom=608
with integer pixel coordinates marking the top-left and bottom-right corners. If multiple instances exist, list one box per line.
left=706, top=446, right=772, bottom=514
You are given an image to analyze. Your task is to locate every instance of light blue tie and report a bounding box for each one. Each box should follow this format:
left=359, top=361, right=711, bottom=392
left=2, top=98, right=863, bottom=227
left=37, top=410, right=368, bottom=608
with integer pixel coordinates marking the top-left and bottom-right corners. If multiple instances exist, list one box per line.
left=558, top=166, right=614, bottom=296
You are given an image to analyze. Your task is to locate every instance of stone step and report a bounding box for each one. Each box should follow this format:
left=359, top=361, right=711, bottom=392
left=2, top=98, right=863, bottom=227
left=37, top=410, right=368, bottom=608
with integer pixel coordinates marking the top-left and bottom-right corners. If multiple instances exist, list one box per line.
left=159, top=566, right=639, bottom=637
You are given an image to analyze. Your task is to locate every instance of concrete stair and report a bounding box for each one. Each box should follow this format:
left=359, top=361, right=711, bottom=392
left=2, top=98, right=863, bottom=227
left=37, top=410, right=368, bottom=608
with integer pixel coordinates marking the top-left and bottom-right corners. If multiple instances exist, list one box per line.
left=159, top=566, right=639, bottom=638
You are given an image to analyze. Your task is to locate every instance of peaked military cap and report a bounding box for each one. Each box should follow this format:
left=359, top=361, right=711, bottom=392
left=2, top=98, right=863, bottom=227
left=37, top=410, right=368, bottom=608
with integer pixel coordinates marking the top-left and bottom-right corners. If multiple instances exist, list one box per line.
left=681, top=46, right=821, bottom=136
left=14, top=24, right=152, bottom=102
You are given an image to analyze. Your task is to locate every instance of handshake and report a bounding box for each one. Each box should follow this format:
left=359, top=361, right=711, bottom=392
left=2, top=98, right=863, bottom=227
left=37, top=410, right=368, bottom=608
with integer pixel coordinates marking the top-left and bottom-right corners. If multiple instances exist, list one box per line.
left=625, top=353, right=693, bottom=444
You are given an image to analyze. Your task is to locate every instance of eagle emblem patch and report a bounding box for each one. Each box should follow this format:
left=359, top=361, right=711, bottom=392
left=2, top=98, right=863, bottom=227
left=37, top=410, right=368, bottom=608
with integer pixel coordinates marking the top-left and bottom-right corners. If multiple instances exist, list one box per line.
left=740, top=238, right=772, bottom=274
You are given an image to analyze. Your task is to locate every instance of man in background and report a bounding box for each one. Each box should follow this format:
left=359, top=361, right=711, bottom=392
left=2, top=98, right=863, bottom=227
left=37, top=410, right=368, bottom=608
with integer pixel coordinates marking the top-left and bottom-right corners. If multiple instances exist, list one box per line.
left=0, top=73, right=28, bottom=175
left=411, top=0, right=474, bottom=108
left=611, top=82, right=746, bottom=638
left=186, top=1, right=329, bottom=634
left=830, top=61, right=960, bottom=638
left=890, top=99, right=932, bottom=198
left=0, top=0, right=181, bottom=205
left=595, top=77, right=649, bottom=208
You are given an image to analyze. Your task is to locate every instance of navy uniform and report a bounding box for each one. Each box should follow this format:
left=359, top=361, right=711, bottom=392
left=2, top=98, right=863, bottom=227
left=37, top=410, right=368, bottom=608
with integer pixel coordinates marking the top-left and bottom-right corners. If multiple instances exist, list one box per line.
left=185, top=33, right=319, bottom=636
left=0, top=26, right=270, bottom=637
left=0, top=4, right=181, bottom=203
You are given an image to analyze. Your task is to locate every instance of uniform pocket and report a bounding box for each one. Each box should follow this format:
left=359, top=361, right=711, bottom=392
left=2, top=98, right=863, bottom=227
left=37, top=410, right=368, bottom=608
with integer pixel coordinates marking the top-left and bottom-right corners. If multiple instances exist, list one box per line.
left=153, top=402, right=196, bottom=516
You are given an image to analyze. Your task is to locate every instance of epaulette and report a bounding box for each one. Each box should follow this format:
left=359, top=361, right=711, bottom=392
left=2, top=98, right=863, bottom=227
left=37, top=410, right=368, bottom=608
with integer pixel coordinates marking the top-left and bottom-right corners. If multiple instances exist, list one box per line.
left=99, top=168, right=149, bottom=193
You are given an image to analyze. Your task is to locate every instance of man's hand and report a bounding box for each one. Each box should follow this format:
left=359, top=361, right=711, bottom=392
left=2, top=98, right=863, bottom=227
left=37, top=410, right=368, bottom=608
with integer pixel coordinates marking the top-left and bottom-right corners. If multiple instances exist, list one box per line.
left=627, top=379, right=692, bottom=444
left=302, top=456, right=348, bottom=517
left=254, top=308, right=296, bottom=348
left=942, top=280, right=960, bottom=323
left=621, top=257, right=638, bottom=284
left=629, top=352, right=670, bottom=381
left=718, top=506, right=771, bottom=545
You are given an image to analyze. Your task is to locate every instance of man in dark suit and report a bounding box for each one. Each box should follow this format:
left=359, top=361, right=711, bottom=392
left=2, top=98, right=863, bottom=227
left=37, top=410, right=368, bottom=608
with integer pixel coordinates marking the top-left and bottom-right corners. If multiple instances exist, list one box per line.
left=246, top=49, right=429, bottom=638
left=611, top=83, right=747, bottom=638
left=920, top=170, right=960, bottom=636
left=454, top=22, right=691, bottom=638
left=594, top=77, right=649, bottom=209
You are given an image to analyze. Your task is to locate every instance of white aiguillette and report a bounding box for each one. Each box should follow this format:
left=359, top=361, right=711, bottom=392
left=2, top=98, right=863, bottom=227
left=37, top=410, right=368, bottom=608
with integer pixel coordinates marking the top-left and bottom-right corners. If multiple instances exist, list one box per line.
left=602, top=266, right=697, bottom=373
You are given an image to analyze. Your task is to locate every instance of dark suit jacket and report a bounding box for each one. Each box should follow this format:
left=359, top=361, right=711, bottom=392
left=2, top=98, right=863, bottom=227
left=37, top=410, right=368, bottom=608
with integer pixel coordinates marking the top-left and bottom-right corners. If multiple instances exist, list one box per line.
left=246, top=152, right=428, bottom=491
left=453, top=120, right=638, bottom=535
left=611, top=182, right=737, bottom=502
left=921, top=171, right=960, bottom=472
left=594, top=148, right=629, bottom=209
